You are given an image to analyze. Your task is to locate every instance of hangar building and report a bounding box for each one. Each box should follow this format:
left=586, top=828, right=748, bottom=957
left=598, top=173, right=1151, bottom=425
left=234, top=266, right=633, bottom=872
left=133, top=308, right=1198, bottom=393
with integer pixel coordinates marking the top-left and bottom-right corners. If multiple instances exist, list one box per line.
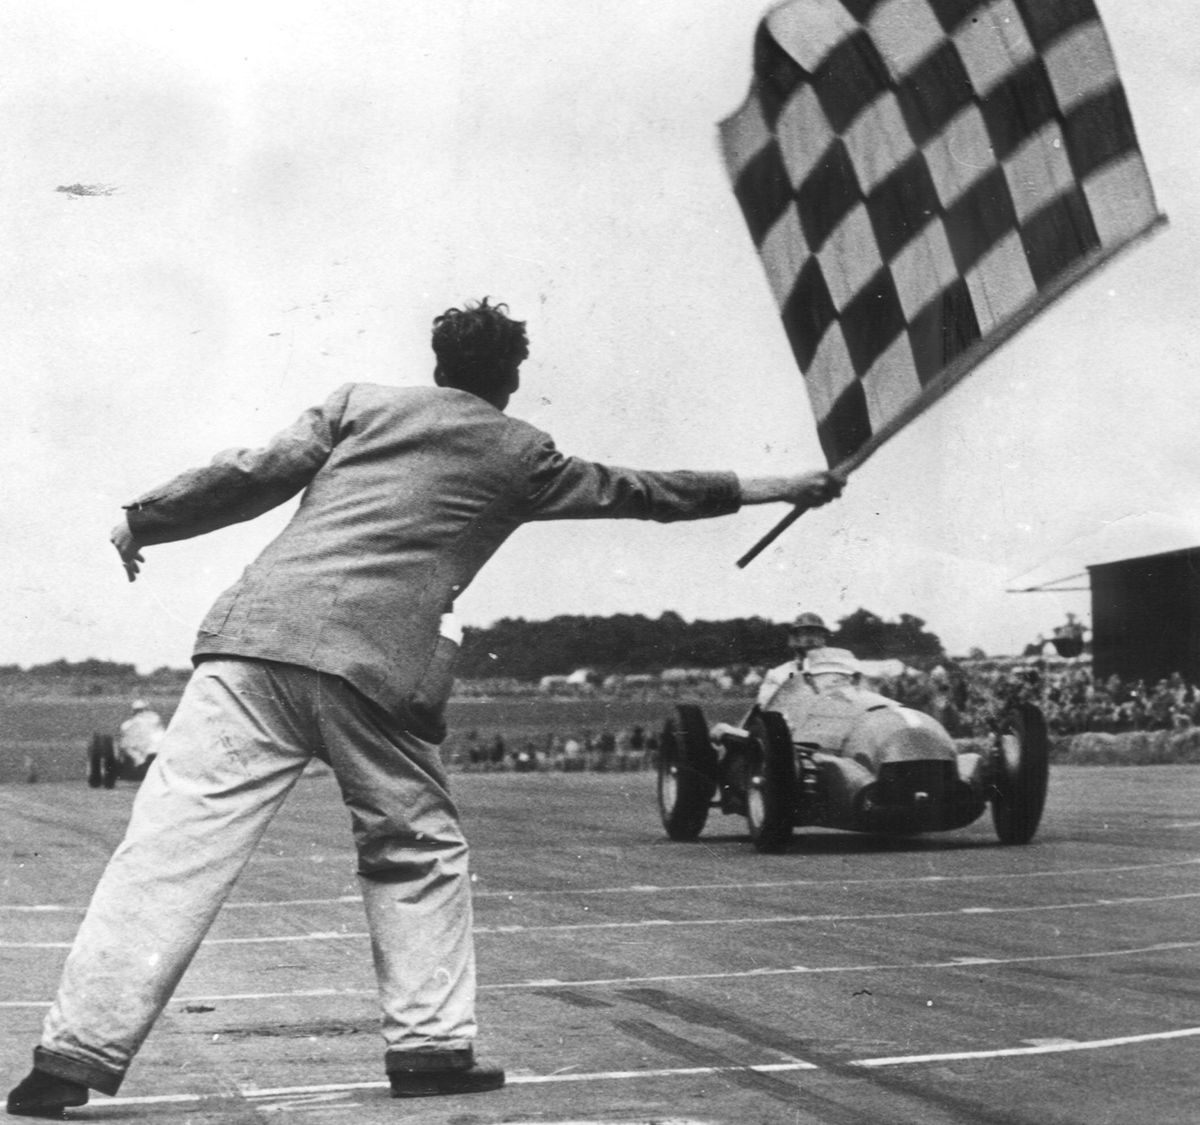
left=1088, top=547, right=1200, bottom=684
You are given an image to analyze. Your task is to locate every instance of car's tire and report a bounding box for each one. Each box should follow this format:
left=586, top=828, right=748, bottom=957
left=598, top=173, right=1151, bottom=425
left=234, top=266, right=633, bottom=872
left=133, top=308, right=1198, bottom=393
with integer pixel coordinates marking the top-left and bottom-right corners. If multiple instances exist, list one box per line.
left=87, top=736, right=103, bottom=788
left=746, top=710, right=796, bottom=853
left=657, top=704, right=718, bottom=840
left=990, top=702, right=1050, bottom=845
left=87, top=733, right=117, bottom=789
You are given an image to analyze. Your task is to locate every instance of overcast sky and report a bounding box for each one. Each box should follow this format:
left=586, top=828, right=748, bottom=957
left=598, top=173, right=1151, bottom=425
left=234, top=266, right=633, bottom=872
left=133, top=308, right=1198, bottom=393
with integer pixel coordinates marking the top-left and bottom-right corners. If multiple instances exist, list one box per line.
left=3, top=1, right=1197, bottom=671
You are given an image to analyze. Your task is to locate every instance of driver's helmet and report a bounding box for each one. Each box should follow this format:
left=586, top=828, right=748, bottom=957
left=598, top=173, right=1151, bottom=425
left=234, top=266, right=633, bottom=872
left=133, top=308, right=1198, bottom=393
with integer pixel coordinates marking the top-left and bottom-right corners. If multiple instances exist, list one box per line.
left=791, top=612, right=830, bottom=635
left=788, top=613, right=831, bottom=656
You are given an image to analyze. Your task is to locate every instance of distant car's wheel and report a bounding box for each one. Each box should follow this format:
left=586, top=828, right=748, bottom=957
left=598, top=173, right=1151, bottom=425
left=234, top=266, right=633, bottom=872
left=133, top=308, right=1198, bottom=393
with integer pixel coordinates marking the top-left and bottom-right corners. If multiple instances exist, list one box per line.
left=990, top=702, right=1050, bottom=845
left=657, top=704, right=718, bottom=840
left=87, top=737, right=102, bottom=788
left=746, top=710, right=796, bottom=853
left=87, top=733, right=117, bottom=789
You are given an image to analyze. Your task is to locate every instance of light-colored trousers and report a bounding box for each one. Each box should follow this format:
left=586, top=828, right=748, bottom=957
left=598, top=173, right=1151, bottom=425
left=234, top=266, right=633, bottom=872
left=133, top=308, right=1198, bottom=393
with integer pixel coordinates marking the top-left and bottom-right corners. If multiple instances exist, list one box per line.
left=38, top=658, right=476, bottom=1094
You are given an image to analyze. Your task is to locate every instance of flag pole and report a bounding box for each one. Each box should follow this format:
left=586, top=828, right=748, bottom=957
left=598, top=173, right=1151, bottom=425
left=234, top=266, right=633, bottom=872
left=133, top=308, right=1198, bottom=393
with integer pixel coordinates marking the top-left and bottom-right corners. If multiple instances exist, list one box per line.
left=737, top=414, right=883, bottom=565
left=736, top=448, right=862, bottom=569
left=735, top=428, right=880, bottom=570
left=735, top=506, right=805, bottom=568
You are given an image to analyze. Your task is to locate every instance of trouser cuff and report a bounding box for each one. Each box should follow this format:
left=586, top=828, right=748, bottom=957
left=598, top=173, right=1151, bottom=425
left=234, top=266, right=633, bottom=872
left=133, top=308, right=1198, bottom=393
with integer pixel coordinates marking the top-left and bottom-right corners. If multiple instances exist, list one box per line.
left=34, top=1046, right=123, bottom=1096
left=385, top=1046, right=475, bottom=1074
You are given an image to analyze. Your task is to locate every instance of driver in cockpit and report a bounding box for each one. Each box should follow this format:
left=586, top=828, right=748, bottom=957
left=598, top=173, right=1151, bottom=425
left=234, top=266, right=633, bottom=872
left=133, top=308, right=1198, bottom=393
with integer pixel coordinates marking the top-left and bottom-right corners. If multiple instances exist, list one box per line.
left=801, top=647, right=863, bottom=701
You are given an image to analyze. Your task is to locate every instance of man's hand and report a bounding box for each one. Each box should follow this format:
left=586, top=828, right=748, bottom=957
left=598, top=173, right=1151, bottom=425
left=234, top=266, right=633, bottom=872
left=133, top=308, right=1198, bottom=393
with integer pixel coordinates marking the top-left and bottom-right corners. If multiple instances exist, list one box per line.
left=110, top=520, right=144, bottom=583
left=739, top=469, right=846, bottom=508
left=785, top=469, right=846, bottom=508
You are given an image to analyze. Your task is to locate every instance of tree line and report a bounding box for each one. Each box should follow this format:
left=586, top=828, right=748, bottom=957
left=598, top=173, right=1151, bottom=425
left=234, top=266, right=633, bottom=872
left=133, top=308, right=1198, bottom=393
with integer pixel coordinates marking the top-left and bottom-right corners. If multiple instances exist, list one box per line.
left=457, top=608, right=945, bottom=680
left=0, top=609, right=947, bottom=687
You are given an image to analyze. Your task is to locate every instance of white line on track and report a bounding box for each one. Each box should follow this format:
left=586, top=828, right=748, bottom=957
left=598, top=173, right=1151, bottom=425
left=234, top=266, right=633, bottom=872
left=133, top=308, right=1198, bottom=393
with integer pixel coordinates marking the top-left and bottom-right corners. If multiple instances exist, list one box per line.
left=3, top=938, right=1197, bottom=1009
left=9, top=887, right=1200, bottom=945
left=6, top=888, right=1200, bottom=949
left=3, top=857, right=1197, bottom=913
left=479, top=938, right=1200, bottom=990
left=85, top=1024, right=1200, bottom=1109
left=0, top=895, right=363, bottom=914
left=471, top=888, right=1200, bottom=935
left=854, top=1024, right=1200, bottom=1066
left=474, top=856, right=1200, bottom=899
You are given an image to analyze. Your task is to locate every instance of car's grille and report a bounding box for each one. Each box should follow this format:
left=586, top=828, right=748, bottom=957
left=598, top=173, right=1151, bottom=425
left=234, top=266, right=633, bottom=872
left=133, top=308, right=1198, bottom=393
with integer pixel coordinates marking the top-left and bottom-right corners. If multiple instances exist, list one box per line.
left=853, top=761, right=983, bottom=833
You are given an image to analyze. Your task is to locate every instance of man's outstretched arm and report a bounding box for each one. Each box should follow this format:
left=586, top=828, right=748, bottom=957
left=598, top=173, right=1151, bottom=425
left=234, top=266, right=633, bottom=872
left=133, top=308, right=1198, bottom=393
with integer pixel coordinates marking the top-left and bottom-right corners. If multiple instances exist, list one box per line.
left=107, top=385, right=353, bottom=583
left=524, top=430, right=846, bottom=524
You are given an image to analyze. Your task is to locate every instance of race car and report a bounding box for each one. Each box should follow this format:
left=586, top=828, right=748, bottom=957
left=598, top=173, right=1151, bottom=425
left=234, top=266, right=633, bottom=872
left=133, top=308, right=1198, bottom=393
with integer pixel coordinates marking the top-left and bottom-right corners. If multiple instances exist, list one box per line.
left=656, top=671, right=1050, bottom=852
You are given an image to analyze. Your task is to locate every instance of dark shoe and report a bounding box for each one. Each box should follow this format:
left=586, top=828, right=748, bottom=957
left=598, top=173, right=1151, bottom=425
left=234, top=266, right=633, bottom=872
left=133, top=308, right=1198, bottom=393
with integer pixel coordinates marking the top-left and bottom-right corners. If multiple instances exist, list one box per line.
left=6, top=1068, right=88, bottom=1118
left=386, top=1048, right=504, bottom=1098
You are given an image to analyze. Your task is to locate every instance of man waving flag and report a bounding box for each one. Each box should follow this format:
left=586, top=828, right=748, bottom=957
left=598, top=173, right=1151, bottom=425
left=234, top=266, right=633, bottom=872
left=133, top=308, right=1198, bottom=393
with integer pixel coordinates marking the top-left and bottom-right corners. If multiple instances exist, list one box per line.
left=722, top=0, right=1165, bottom=564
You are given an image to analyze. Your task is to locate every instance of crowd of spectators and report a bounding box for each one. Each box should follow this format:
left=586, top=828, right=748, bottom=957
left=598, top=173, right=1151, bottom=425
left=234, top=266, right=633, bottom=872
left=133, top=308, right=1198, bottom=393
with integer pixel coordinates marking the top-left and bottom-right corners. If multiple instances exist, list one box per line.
left=448, top=725, right=658, bottom=773
left=884, top=660, right=1200, bottom=738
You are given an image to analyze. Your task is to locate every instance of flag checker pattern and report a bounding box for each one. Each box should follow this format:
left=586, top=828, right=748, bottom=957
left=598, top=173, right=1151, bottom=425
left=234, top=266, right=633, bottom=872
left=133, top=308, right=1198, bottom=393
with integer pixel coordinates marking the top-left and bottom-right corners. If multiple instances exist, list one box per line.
left=720, top=0, right=1163, bottom=469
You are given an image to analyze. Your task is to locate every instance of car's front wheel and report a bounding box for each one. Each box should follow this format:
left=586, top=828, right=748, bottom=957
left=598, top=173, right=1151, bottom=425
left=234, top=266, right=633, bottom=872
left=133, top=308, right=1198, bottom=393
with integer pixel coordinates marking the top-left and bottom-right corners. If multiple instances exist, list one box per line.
left=658, top=704, right=718, bottom=840
left=746, top=710, right=796, bottom=853
left=990, top=702, right=1050, bottom=845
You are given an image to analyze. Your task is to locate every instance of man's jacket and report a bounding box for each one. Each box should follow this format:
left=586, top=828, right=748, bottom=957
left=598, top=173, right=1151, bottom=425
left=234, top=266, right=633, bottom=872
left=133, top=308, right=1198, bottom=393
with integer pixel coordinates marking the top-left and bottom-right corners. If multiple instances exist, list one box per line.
left=124, top=383, right=742, bottom=739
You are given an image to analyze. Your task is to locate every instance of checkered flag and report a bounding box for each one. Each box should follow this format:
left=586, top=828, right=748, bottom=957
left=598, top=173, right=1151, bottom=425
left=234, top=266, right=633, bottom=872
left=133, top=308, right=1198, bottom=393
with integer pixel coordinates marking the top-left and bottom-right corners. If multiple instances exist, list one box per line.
left=723, top=0, right=1165, bottom=562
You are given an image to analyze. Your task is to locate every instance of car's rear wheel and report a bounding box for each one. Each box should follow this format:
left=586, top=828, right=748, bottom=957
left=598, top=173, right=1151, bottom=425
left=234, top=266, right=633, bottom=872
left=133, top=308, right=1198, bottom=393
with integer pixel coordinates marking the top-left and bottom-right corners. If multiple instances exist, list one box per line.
left=658, top=704, right=717, bottom=840
left=746, top=710, right=796, bottom=853
left=990, top=702, right=1050, bottom=845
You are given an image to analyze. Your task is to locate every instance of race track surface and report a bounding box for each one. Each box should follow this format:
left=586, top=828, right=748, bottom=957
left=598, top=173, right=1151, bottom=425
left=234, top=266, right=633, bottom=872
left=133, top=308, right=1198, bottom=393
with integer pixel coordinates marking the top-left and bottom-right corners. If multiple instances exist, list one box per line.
left=2, top=765, right=1198, bottom=1125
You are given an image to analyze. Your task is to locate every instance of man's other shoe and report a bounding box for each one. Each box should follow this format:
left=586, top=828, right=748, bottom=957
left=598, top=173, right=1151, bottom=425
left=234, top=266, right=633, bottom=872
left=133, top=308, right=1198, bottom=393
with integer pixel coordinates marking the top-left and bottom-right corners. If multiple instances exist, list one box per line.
left=6, top=1068, right=89, bottom=1117
left=386, top=1048, right=505, bottom=1098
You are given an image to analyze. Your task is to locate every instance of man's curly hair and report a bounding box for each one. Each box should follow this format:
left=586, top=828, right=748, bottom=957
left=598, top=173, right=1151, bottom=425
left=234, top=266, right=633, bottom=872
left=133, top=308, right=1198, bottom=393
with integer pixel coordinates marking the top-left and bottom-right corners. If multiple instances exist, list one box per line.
left=431, top=298, right=530, bottom=395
